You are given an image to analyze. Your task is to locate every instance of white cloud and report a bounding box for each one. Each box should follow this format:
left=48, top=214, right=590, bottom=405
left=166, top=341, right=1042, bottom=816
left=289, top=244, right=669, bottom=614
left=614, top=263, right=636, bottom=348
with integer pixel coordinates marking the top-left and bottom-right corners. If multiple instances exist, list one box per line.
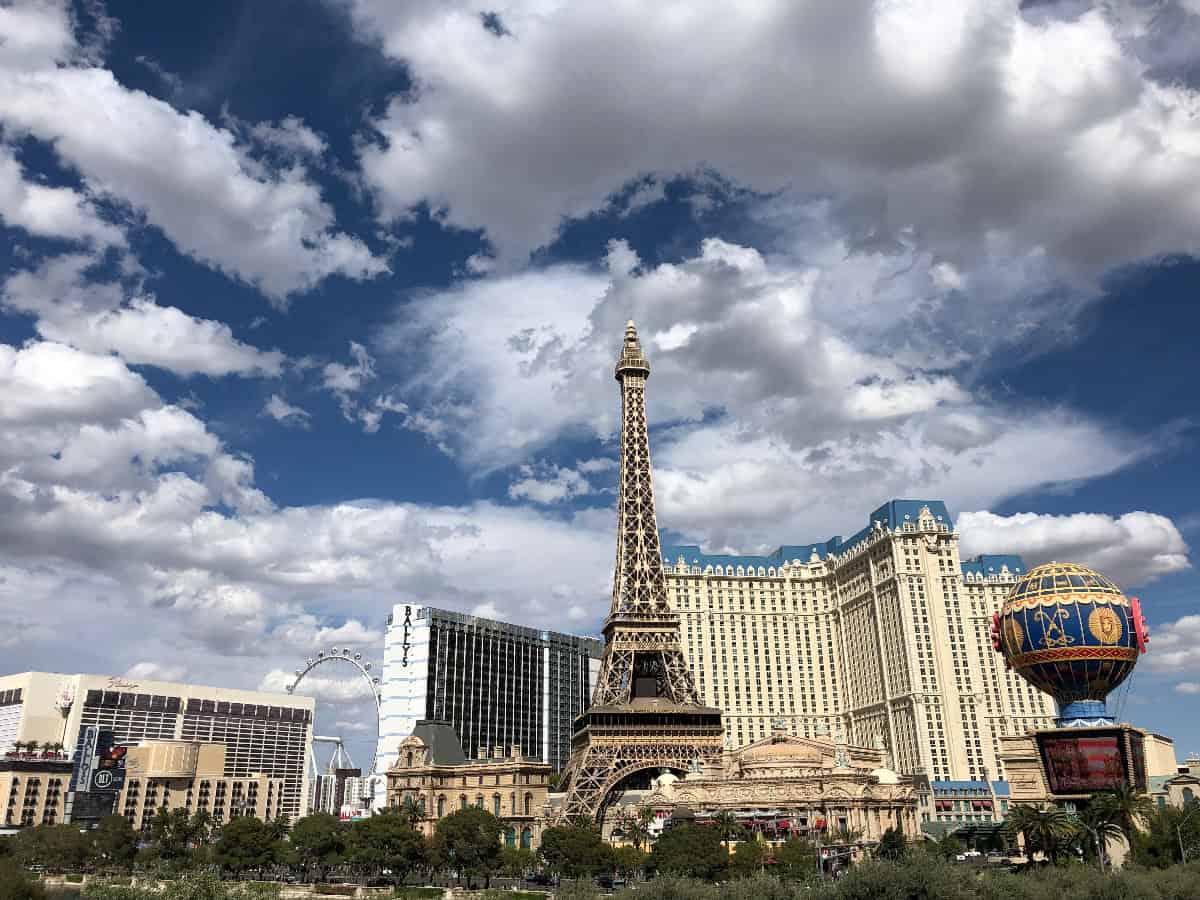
left=0, top=0, right=385, bottom=301
left=1148, top=615, right=1200, bottom=675
left=263, top=394, right=312, bottom=427
left=0, top=143, right=123, bottom=246
left=352, top=1, right=1200, bottom=276
left=3, top=254, right=285, bottom=377
left=249, top=115, right=328, bottom=161
left=508, top=461, right=592, bottom=505
left=124, top=661, right=187, bottom=682
left=957, top=510, right=1192, bottom=587
left=1176, top=682, right=1200, bottom=695
left=323, top=342, right=376, bottom=396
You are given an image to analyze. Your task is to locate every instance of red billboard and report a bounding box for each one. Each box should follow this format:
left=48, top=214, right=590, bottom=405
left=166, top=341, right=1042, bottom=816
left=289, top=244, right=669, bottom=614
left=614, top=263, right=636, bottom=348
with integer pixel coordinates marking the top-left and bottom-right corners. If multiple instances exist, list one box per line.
left=1037, top=731, right=1129, bottom=794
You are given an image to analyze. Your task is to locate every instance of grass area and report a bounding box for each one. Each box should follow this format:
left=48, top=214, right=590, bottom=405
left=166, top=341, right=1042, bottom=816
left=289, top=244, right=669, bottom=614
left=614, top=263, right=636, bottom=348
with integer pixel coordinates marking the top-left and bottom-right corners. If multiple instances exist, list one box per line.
left=65, top=875, right=85, bottom=883
left=313, top=887, right=357, bottom=896
left=392, top=890, right=444, bottom=899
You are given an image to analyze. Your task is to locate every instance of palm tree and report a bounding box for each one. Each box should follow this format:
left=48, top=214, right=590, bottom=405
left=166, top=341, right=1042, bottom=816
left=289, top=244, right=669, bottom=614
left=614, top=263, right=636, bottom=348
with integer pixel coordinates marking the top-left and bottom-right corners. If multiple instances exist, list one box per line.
left=711, top=810, right=744, bottom=849
left=1093, top=784, right=1155, bottom=847
left=1006, top=804, right=1075, bottom=863
left=615, top=806, right=655, bottom=850
left=1075, top=804, right=1123, bottom=871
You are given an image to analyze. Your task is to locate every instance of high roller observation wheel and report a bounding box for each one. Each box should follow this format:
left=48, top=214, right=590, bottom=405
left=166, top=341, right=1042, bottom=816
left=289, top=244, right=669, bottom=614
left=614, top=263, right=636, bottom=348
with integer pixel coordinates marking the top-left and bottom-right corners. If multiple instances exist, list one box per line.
left=287, top=647, right=383, bottom=779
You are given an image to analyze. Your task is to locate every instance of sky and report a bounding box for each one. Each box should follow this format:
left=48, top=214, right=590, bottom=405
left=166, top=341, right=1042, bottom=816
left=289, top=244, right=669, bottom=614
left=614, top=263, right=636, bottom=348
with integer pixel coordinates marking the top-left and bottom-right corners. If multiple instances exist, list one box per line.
left=0, top=0, right=1198, bottom=771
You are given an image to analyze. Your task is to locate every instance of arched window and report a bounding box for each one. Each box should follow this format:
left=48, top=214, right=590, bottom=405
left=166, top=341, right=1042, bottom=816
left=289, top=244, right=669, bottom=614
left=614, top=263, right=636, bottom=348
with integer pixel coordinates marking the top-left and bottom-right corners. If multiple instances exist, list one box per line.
left=493, top=794, right=501, bottom=816
left=460, top=795, right=467, bottom=810
left=437, top=796, right=445, bottom=817
left=510, top=792, right=516, bottom=814
left=520, top=826, right=532, bottom=849
left=406, top=751, right=414, bottom=768
left=475, top=794, right=484, bottom=808
left=524, top=793, right=532, bottom=816
left=1185, top=787, right=1196, bottom=803
left=505, top=828, right=516, bottom=847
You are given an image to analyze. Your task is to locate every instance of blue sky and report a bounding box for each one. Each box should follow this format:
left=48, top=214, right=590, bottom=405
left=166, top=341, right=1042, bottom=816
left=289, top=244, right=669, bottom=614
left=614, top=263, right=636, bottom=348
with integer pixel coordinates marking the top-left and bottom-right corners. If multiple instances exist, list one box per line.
left=0, top=0, right=1198, bottom=769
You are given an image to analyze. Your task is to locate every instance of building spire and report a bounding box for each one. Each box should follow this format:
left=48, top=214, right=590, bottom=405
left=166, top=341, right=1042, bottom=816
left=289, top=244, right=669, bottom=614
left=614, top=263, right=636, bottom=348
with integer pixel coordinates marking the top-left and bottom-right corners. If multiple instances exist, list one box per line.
left=615, top=319, right=650, bottom=381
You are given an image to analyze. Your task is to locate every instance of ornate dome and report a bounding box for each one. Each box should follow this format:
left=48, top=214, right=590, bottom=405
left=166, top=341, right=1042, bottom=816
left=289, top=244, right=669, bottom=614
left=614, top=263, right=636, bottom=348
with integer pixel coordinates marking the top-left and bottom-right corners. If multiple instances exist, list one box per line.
left=739, top=737, right=824, bottom=768
left=992, top=561, right=1148, bottom=724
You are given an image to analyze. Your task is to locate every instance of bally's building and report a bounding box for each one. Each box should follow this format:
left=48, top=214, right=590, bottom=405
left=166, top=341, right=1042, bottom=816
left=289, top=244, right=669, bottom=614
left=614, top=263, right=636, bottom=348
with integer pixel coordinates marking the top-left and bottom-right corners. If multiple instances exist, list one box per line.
left=662, top=500, right=1055, bottom=783
left=376, top=606, right=602, bottom=780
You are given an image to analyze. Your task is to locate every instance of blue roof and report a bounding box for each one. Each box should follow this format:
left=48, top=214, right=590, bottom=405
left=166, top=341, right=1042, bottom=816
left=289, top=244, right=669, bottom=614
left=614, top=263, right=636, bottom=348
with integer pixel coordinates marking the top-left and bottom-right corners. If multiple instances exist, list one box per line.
left=662, top=498, right=972, bottom=570
left=960, top=555, right=1026, bottom=578
left=930, top=779, right=1010, bottom=795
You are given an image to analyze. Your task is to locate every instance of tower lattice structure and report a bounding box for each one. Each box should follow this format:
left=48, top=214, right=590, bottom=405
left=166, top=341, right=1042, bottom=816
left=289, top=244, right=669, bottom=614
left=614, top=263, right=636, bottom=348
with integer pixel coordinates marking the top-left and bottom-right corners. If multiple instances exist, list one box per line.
left=556, top=321, right=723, bottom=822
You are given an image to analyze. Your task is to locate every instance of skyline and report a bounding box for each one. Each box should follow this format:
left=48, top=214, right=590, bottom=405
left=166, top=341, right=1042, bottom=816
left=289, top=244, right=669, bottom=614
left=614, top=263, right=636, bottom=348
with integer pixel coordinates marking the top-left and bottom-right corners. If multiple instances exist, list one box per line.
left=1, top=0, right=1198, bottom=769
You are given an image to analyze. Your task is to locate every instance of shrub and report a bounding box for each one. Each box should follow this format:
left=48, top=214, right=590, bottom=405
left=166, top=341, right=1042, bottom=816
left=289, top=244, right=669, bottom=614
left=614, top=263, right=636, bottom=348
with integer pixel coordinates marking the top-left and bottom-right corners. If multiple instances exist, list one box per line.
left=613, top=875, right=720, bottom=900
left=392, top=890, right=444, bottom=900
left=0, top=858, right=46, bottom=900
left=64, top=878, right=83, bottom=885
left=313, top=888, right=357, bottom=897
left=552, top=882, right=601, bottom=900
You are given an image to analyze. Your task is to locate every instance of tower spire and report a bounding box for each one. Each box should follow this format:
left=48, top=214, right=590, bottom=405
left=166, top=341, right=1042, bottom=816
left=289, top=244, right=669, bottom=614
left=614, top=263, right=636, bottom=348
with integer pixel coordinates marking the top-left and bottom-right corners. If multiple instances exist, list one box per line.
left=555, top=321, right=723, bottom=823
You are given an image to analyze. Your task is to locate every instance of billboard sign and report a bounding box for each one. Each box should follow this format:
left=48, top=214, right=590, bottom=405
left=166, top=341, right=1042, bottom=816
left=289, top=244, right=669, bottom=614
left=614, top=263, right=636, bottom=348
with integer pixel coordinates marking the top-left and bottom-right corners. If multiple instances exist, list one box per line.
left=69, top=725, right=100, bottom=792
left=1037, top=730, right=1128, bottom=794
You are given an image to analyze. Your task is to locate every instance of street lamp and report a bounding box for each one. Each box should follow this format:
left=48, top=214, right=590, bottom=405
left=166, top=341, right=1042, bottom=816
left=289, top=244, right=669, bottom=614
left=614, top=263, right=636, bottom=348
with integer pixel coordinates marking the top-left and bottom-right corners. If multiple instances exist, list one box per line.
left=1178, top=801, right=1199, bottom=863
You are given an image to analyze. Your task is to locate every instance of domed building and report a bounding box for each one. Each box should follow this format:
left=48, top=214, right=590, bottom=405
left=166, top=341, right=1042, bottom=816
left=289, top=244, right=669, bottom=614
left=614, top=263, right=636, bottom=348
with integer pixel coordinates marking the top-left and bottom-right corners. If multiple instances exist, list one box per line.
left=599, top=721, right=918, bottom=848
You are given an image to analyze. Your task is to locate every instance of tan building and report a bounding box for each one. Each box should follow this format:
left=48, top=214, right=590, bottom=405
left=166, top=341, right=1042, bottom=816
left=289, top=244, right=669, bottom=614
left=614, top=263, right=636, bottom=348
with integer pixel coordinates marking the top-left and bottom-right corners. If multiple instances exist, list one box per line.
left=118, top=741, right=286, bottom=831
left=662, top=500, right=1055, bottom=781
left=386, top=720, right=551, bottom=849
left=601, top=724, right=918, bottom=844
left=0, top=672, right=314, bottom=820
left=1, top=752, right=72, bottom=832
left=998, top=726, right=1179, bottom=807
left=1150, top=754, right=1200, bottom=809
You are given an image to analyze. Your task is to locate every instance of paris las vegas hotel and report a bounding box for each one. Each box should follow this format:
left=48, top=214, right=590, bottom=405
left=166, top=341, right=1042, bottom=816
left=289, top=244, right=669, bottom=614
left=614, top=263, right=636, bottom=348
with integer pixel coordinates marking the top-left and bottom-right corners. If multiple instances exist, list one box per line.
left=658, top=499, right=1055, bottom=784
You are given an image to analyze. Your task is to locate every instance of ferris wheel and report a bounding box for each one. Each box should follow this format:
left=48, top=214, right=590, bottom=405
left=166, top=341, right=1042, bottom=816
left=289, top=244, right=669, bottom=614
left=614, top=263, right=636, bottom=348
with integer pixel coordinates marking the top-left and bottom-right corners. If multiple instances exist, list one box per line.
left=287, top=647, right=383, bottom=784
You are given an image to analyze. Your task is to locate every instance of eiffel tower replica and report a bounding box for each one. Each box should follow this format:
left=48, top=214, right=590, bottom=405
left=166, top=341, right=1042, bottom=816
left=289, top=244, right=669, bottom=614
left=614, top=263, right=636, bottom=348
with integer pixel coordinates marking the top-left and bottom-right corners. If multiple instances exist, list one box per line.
left=557, top=320, right=724, bottom=823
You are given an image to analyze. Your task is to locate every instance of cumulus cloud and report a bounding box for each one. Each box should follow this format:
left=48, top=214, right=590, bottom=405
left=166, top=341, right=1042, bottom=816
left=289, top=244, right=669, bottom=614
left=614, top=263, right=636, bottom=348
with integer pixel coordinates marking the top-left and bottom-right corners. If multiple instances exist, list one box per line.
left=385, top=236, right=1158, bottom=548
left=508, top=461, right=593, bottom=505
left=263, top=394, right=312, bottom=427
left=1148, top=615, right=1200, bottom=675
left=351, top=1, right=1200, bottom=276
left=3, top=254, right=285, bottom=377
left=957, top=510, right=1192, bottom=587
left=0, top=144, right=123, bottom=246
left=0, top=0, right=385, bottom=301
left=1176, top=682, right=1200, bottom=695
left=249, top=115, right=328, bottom=162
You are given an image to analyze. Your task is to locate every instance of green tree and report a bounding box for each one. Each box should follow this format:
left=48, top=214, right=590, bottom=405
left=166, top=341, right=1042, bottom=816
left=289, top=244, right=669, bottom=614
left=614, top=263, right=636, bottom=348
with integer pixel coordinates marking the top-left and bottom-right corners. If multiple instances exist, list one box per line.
left=1131, top=803, right=1200, bottom=868
left=344, top=811, right=425, bottom=884
left=611, top=844, right=647, bottom=879
left=710, top=810, right=744, bottom=851
left=215, top=816, right=280, bottom=875
left=538, top=823, right=612, bottom=879
left=431, top=806, right=503, bottom=889
left=876, top=825, right=907, bottom=861
left=91, top=815, right=138, bottom=871
left=646, top=824, right=726, bottom=881
left=0, top=858, right=45, bottom=900
left=726, top=838, right=763, bottom=879
left=1074, top=803, right=1123, bottom=871
left=613, top=806, right=656, bottom=851
left=1092, top=784, right=1155, bottom=848
left=1006, top=804, right=1074, bottom=863
left=772, top=836, right=816, bottom=882
left=12, top=824, right=90, bottom=872
left=498, top=846, right=535, bottom=879
left=287, top=812, right=345, bottom=881
left=148, top=808, right=198, bottom=864
left=931, top=834, right=965, bottom=860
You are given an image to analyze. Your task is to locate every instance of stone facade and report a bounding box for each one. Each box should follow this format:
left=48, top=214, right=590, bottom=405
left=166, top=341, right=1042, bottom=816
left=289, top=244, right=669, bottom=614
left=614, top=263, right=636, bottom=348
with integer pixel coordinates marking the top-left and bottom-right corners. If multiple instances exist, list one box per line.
left=662, top=501, right=1056, bottom=782
left=601, top=725, right=918, bottom=844
left=386, top=720, right=551, bottom=849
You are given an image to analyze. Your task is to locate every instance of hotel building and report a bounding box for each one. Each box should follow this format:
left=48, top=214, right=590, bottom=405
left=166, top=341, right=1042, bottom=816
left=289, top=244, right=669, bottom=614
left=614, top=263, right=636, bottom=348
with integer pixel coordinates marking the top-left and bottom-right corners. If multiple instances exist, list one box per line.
left=377, top=606, right=602, bottom=778
left=0, top=672, right=314, bottom=821
left=662, top=500, right=1055, bottom=782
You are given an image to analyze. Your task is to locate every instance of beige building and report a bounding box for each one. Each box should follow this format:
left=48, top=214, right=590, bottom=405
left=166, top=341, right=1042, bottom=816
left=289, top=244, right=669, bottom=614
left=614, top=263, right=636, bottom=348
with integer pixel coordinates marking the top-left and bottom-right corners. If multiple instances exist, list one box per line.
left=602, top=724, right=919, bottom=844
left=1150, top=753, right=1200, bottom=809
left=662, top=500, right=1055, bottom=782
left=118, top=740, right=286, bottom=831
left=0, top=672, right=314, bottom=820
left=1, top=753, right=72, bottom=831
left=386, top=720, right=551, bottom=849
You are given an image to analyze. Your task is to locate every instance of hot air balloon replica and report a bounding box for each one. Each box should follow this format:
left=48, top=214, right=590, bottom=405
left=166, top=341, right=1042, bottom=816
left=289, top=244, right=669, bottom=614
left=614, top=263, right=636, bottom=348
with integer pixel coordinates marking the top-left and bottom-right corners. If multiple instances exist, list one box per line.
left=991, top=562, right=1163, bottom=799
